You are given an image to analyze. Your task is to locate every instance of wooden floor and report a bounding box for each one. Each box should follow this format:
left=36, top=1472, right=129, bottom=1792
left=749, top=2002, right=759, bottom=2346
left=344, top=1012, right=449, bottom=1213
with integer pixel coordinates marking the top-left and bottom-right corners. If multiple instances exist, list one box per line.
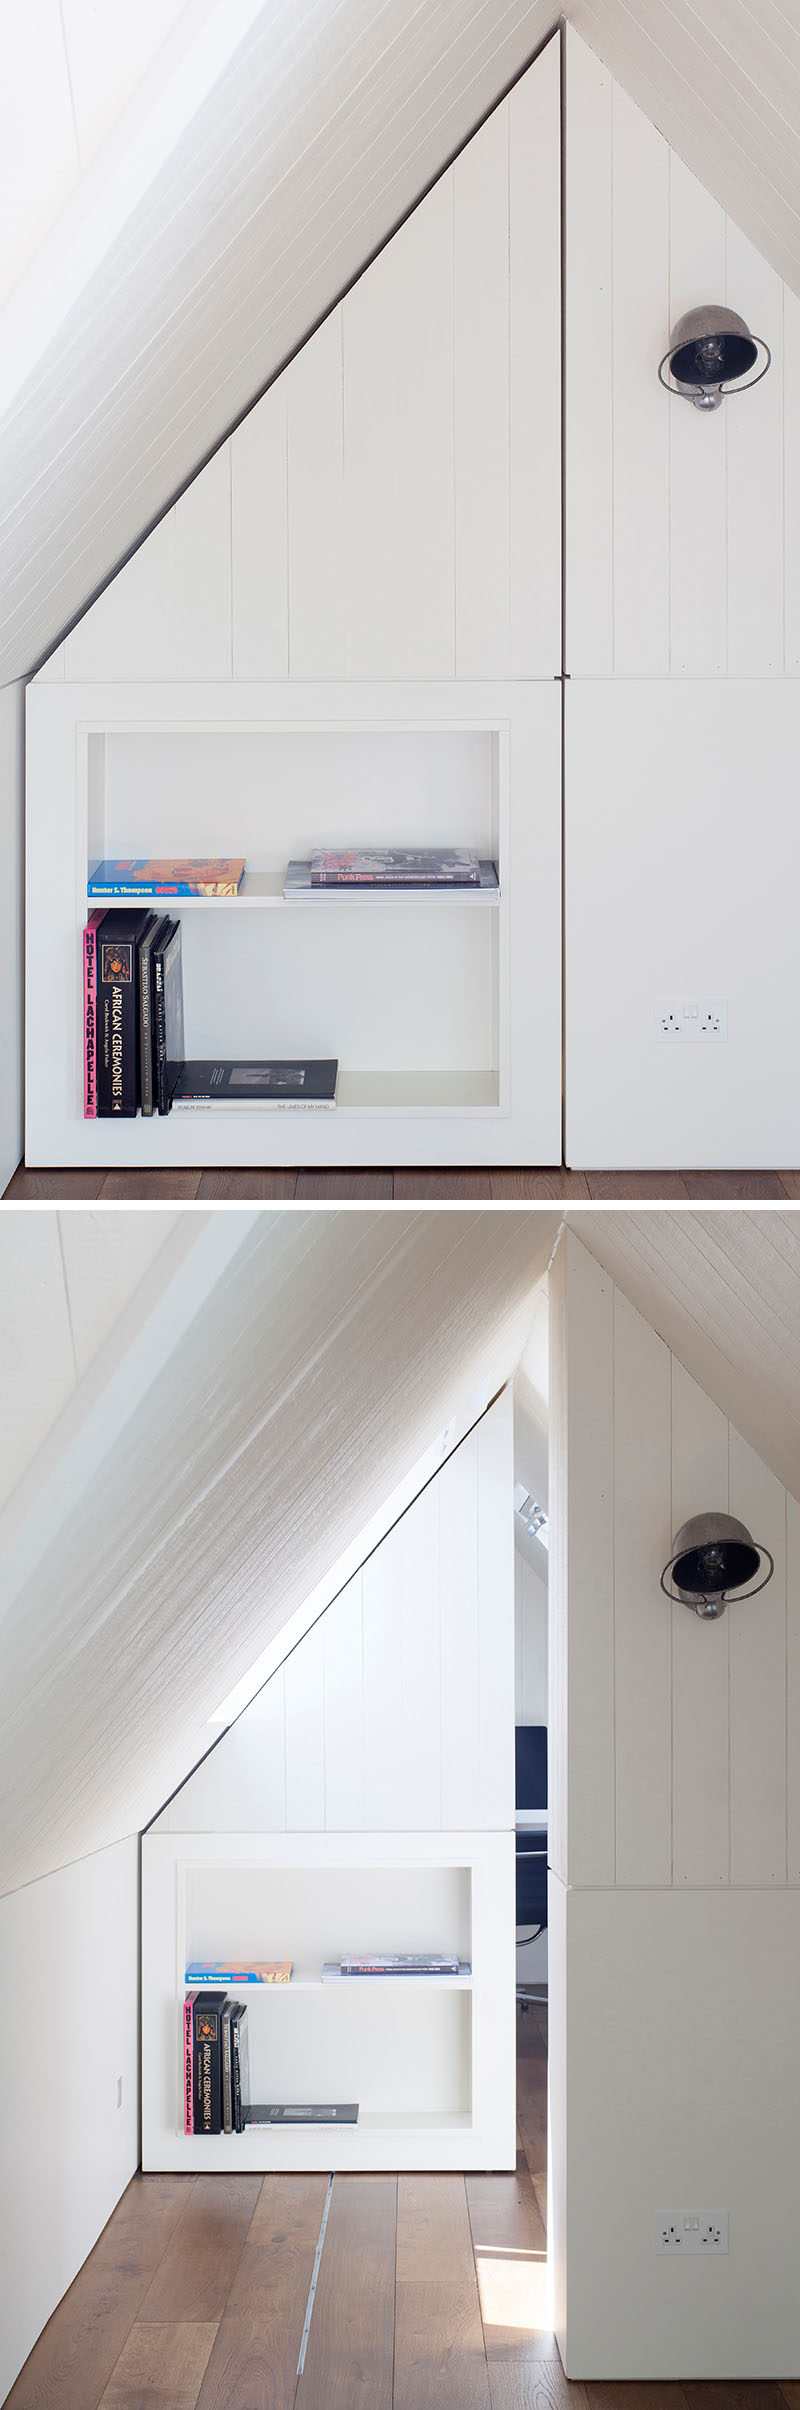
left=5, top=2009, right=790, bottom=2408
left=4, top=1163, right=800, bottom=1203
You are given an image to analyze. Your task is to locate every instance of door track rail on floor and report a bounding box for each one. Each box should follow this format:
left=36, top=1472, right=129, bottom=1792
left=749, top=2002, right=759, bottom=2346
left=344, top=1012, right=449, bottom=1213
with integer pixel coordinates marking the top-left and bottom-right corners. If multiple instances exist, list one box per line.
left=296, top=2172, right=335, bottom=2377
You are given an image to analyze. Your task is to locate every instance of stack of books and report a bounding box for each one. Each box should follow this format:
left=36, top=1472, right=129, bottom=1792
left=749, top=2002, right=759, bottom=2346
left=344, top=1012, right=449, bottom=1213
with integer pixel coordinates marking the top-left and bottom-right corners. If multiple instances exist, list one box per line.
left=184, top=1990, right=251, bottom=2135
left=284, top=848, right=482, bottom=895
left=322, top=1952, right=467, bottom=1978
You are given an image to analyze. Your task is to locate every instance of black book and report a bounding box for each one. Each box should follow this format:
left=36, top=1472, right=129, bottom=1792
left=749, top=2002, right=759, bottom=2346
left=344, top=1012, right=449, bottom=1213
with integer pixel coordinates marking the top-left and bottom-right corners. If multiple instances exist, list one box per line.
left=230, top=2002, right=250, bottom=2132
left=221, top=2003, right=234, bottom=2135
left=170, top=1060, right=338, bottom=1110
left=245, top=2103, right=359, bottom=2125
left=152, top=919, right=185, bottom=1115
left=192, top=1990, right=228, bottom=2135
left=137, top=914, right=168, bottom=1117
left=96, top=911, right=151, bottom=1116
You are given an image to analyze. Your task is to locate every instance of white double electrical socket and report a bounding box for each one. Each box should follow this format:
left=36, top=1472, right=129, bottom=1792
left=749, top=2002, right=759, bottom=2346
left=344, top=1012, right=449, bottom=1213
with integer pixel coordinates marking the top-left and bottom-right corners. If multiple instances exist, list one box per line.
left=656, top=2213, right=728, bottom=2253
left=655, top=1002, right=727, bottom=1041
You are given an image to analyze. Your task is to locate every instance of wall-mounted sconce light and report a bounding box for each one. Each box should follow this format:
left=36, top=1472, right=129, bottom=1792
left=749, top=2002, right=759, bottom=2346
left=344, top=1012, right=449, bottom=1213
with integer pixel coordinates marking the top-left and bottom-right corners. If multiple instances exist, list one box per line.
left=660, top=1512, right=774, bottom=1618
left=658, top=306, right=771, bottom=410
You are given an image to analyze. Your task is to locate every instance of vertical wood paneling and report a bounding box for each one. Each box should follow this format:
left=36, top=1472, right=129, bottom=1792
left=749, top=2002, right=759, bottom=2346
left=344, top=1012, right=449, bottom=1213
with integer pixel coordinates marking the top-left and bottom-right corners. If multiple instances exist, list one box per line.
left=671, top=1358, right=730, bottom=1886
left=726, top=222, right=784, bottom=674
left=509, top=34, right=561, bottom=677
left=476, top=1392, right=515, bottom=1829
left=565, top=28, right=613, bottom=676
left=284, top=1615, right=326, bottom=1830
left=454, top=101, right=510, bottom=678
left=440, top=1433, right=481, bottom=1827
left=64, top=511, right=176, bottom=680
left=613, top=1289, right=672, bottom=1884
left=286, top=306, right=345, bottom=678
left=323, top=1570, right=364, bottom=1829
left=787, top=1492, right=800, bottom=1880
left=231, top=384, right=288, bottom=678
left=344, top=172, right=455, bottom=678
left=363, top=1486, right=442, bottom=1826
left=611, top=85, right=670, bottom=675
left=173, top=446, right=232, bottom=677
left=729, top=1429, right=787, bottom=1884
left=784, top=287, right=800, bottom=671
left=563, top=1231, right=616, bottom=1886
left=668, top=157, right=728, bottom=675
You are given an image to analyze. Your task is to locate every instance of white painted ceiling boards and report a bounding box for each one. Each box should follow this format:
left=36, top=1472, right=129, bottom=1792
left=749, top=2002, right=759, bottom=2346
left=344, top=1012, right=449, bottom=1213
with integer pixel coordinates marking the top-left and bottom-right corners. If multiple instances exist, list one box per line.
left=0, top=1207, right=555, bottom=1897
left=5, top=1, right=800, bottom=685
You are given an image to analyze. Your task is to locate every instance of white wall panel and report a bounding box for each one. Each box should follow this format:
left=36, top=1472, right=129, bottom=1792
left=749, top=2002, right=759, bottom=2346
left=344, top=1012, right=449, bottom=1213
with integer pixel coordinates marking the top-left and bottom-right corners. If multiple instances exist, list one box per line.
left=565, top=26, right=799, bottom=682
left=0, top=682, right=24, bottom=1195
left=667, top=158, right=728, bottom=677
left=671, top=1359, right=730, bottom=1888
left=0, top=1837, right=139, bottom=2406
left=610, top=83, right=670, bottom=676
left=286, top=308, right=346, bottom=680
left=158, top=1394, right=514, bottom=1838
left=231, top=386, right=289, bottom=678
left=613, top=1287, right=671, bottom=1885
left=566, top=679, right=800, bottom=1169
left=729, top=1429, right=787, bottom=1885
left=48, top=43, right=561, bottom=693
left=514, top=1551, right=548, bottom=1726
left=564, top=31, right=613, bottom=677
left=551, top=1231, right=799, bottom=1894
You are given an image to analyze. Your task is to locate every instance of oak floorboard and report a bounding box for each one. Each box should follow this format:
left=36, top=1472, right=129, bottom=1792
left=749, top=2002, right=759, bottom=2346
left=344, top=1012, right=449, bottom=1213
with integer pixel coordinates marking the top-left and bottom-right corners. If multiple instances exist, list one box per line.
left=394, top=2280, right=492, bottom=2410
left=779, top=2390, right=800, bottom=2409
left=97, top=1170, right=203, bottom=1200
left=586, top=2389, right=692, bottom=2410
left=683, top=2392, right=789, bottom=2410
left=296, top=2174, right=396, bottom=2410
left=396, top=2174, right=476, bottom=2283
left=196, top=1168, right=297, bottom=1199
left=3, top=2261, right=153, bottom=2410
left=777, top=1175, right=800, bottom=1199
left=137, top=2177, right=262, bottom=2325
left=97, top=2322, right=218, bottom=2410
left=491, top=1171, right=589, bottom=1199
left=194, top=2173, right=328, bottom=2410
left=583, top=1172, right=690, bottom=1200
left=2, top=1165, right=106, bottom=1200
left=467, top=2169, right=552, bottom=2363
left=488, top=2364, right=589, bottom=2410
left=294, top=1168, right=394, bottom=1198
left=394, top=1168, right=493, bottom=1198
left=678, top=1172, right=787, bottom=1200
left=93, top=2174, right=197, bottom=2275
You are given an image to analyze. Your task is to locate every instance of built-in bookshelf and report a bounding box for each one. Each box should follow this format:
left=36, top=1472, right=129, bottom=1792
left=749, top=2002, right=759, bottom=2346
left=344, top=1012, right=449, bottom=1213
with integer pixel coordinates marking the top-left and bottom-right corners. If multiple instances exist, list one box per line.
left=142, top=1830, right=515, bottom=2172
left=26, top=680, right=561, bottom=1167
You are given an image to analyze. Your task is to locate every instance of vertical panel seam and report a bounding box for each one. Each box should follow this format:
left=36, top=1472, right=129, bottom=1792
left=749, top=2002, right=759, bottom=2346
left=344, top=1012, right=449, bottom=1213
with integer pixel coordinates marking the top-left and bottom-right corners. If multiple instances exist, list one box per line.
left=668, top=1345, right=674, bottom=1885
left=452, top=167, right=458, bottom=677
left=228, top=439, right=234, bottom=678
left=727, top=1415, right=732, bottom=1882
left=611, top=1276, right=617, bottom=1886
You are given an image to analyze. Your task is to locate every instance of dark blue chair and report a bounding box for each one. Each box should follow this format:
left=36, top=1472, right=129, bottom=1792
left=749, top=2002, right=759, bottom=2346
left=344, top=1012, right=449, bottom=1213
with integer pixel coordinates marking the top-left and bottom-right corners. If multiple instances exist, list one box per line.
left=515, top=1724, right=548, bottom=2010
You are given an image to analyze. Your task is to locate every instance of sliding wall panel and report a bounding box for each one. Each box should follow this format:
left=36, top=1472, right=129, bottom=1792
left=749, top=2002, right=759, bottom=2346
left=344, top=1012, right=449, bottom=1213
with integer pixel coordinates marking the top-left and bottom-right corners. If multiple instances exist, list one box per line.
left=156, top=1392, right=514, bottom=1837
left=670, top=1359, right=730, bottom=1888
left=565, top=679, right=800, bottom=1167
left=565, top=27, right=798, bottom=682
left=613, top=1287, right=672, bottom=1887
left=729, top=1430, right=787, bottom=1886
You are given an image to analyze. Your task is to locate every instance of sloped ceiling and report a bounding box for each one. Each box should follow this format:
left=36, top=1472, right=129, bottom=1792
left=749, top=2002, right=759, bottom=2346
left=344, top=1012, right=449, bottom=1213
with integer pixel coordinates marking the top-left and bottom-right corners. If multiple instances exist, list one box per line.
left=0, top=1208, right=181, bottom=1512
left=4, top=1, right=800, bottom=685
left=0, top=1206, right=555, bottom=1895
left=572, top=1208, right=800, bottom=1503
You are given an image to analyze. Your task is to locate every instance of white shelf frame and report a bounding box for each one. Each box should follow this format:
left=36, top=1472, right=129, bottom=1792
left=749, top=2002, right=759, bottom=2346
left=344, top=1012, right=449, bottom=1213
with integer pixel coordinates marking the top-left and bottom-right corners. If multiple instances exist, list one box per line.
left=26, top=679, right=562, bottom=1167
left=142, top=1828, right=516, bottom=2173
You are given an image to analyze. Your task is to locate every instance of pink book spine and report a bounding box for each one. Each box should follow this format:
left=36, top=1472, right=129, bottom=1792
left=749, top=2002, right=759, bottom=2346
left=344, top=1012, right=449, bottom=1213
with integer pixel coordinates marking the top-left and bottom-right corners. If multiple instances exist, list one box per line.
left=184, top=1992, right=197, bottom=2135
left=83, top=911, right=102, bottom=1118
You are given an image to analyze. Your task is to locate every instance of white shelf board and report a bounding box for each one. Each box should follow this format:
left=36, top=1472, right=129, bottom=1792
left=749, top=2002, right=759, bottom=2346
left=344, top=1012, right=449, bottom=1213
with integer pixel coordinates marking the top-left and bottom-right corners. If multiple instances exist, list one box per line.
left=85, top=865, right=500, bottom=909
left=170, top=1070, right=499, bottom=1116
left=182, top=1970, right=473, bottom=1991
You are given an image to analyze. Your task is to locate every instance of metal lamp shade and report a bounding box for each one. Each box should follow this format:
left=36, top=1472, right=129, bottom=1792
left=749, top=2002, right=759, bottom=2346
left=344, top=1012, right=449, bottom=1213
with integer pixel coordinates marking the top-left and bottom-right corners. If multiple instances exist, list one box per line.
left=658, top=306, right=771, bottom=409
left=660, top=1511, right=774, bottom=1617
